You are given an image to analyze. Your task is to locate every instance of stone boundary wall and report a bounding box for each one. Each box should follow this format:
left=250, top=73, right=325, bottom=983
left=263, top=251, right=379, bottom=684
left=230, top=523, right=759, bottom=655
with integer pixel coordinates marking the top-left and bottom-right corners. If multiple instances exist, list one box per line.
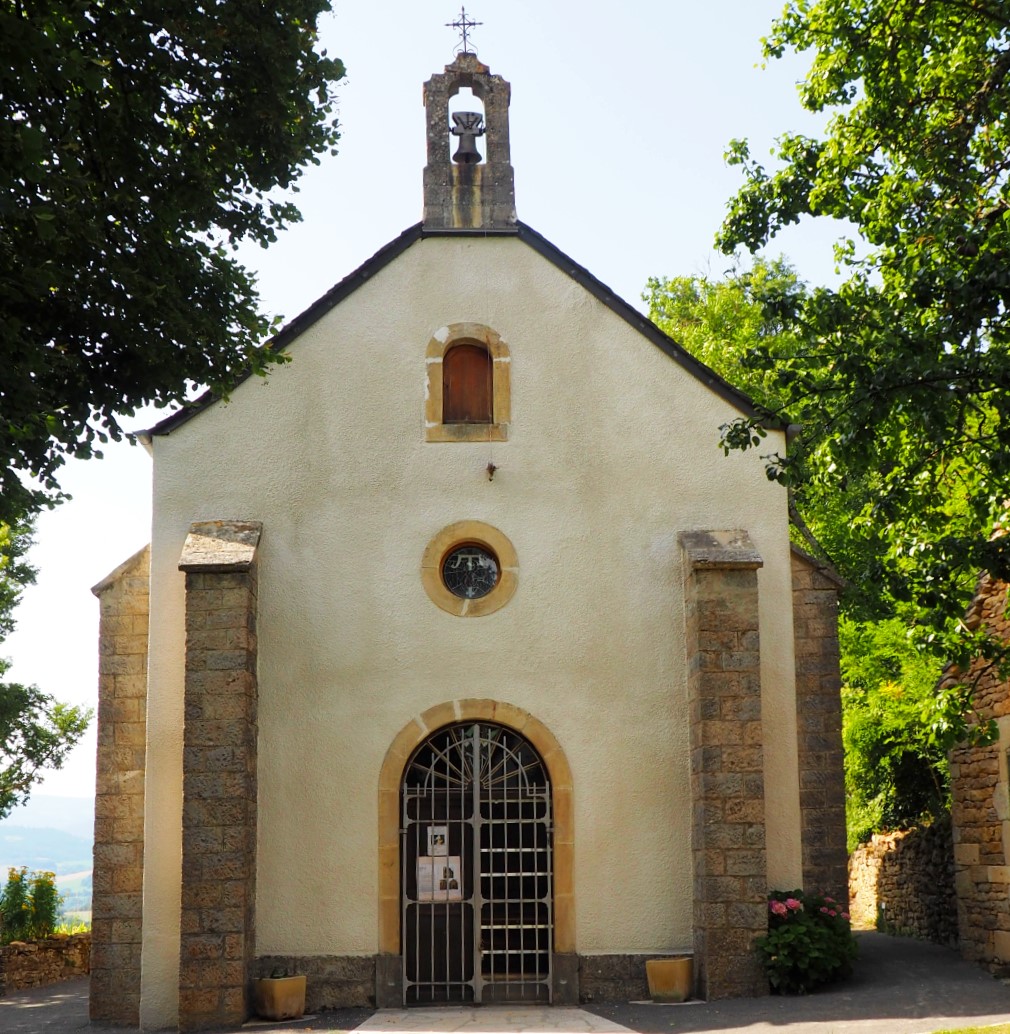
left=0, top=934, right=91, bottom=993
left=848, top=821, right=958, bottom=946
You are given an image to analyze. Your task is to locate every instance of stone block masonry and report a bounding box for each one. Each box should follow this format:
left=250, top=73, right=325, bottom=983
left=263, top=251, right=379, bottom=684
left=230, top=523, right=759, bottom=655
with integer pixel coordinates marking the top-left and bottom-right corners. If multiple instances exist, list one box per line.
left=791, top=549, right=848, bottom=905
left=422, top=52, right=517, bottom=231
left=0, top=935, right=91, bottom=993
left=90, top=547, right=149, bottom=1026
left=848, top=820, right=958, bottom=944
left=949, top=572, right=1010, bottom=975
left=177, top=521, right=262, bottom=1031
left=681, top=530, right=768, bottom=1000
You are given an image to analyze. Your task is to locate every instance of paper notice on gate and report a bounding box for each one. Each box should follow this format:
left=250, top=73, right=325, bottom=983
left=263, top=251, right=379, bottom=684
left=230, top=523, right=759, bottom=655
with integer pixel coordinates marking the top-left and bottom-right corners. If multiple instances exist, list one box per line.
left=427, top=826, right=449, bottom=856
left=416, top=855, right=463, bottom=901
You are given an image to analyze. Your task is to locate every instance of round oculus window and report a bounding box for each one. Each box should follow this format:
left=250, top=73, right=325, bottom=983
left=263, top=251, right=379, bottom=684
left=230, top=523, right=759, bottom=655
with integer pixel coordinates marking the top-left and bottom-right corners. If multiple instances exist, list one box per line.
left=442, top=544, right=500, bottom=600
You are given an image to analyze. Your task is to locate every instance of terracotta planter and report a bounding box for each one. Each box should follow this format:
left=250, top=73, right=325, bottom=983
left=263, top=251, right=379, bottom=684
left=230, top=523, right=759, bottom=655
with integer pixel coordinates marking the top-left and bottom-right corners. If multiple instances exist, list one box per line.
left=252, top=975, right=307, bottom=1020
left=645, top=956, right=693, bottom=1002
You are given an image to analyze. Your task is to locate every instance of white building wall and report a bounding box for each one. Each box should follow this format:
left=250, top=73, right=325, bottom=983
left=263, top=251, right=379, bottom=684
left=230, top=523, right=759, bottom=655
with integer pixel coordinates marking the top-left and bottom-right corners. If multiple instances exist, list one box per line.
left=140, top=235, right=801, bottom=1025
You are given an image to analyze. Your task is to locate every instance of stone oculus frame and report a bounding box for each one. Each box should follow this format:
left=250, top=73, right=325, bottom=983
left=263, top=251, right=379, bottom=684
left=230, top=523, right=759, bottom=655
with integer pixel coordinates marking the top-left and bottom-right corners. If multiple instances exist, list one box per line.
left=425, top=322, right=511, bottom=442
left=421, top=520, right=518, bottom=617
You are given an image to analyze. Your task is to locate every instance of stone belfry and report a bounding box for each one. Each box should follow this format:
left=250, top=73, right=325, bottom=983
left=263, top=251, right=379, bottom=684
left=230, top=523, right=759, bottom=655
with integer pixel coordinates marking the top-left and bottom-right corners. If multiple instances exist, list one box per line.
left=422, top=47, right=517, bottom=232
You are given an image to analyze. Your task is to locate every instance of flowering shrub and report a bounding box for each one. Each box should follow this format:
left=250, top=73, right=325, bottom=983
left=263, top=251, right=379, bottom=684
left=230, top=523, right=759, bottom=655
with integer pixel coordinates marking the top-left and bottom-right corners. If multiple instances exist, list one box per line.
left=0, top=867, right=63, bottom=943
left=756, top=889, right=857, bottom=993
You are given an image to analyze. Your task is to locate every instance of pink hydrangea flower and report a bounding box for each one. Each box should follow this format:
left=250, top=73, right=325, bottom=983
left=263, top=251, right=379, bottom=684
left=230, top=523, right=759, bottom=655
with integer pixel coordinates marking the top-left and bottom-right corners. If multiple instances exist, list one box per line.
left=828, top=909, right=837, bottom=917
left=820, top=906, right=829, bottom=914
left=824, top=896, right=835, bottom=904
left=770, top=900, right=788, bottom=916
left=841, top=912, right=850, bottom=920
left=785, top=898, right=802, bottom=911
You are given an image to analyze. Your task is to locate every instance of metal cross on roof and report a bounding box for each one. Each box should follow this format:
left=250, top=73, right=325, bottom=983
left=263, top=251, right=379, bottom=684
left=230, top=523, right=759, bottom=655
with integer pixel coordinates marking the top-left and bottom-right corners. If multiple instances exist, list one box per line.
left=446, top=6, right=482, bottom=54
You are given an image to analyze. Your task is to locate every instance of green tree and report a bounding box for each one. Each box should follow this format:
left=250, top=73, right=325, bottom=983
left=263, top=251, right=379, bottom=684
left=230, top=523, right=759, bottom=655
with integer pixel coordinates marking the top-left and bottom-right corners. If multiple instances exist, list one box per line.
left=715, top=0, right=1010, bottom=739
left=0, top=867, right=63, bottom=942
left=644, top=257, right=805, bottom=410
left=1, top=1, right=345, bottom=525
left=646, top=261, right=950, bottom=843
left=0, top=522, right=90, bottom=819
left=645, top=258, right=886, bottom=607
left=840, top=616, right=948, bottom=850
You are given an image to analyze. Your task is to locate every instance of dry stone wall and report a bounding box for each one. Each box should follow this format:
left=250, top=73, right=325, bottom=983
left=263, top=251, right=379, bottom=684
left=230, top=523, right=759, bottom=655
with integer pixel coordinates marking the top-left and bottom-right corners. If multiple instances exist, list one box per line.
left=0, top=935, right=91, bottom=993
left=848, top=821, right=958, bottom=945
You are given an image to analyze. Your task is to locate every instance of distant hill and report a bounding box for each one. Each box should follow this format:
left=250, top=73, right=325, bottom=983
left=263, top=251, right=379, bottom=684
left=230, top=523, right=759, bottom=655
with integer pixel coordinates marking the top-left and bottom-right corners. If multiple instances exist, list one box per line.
left=57, top=869, right=93, bottom=920
left=0, top=794, right=94, bottom=840
left=0, top=796, right=95, bottom=918
left=0, top=826, right=93, bottom=875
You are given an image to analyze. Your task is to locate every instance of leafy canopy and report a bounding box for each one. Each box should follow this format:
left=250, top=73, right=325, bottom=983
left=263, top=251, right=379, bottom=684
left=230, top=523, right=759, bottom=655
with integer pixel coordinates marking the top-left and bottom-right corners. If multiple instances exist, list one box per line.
left=647, top=261, right=953, bottom=836
left=716, top=0, right=1010, bottom=691
left=0, top=522, right=90, bottom=819
left=646, top=258, right=890, bottom=615
left=840, top=615, right=949, bottom=849
left=1, top=1, right=345, bottom=525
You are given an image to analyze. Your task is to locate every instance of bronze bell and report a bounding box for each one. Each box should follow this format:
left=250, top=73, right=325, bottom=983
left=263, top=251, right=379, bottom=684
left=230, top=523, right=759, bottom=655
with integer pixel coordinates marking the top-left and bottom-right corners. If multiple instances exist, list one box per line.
left=451, top=111, right=485, bottom=165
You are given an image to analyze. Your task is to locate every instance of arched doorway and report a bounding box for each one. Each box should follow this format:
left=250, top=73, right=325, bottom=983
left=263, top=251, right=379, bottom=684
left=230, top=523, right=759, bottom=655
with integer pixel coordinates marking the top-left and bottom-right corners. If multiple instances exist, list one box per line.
left=401, top=722, right=553, bottom=1004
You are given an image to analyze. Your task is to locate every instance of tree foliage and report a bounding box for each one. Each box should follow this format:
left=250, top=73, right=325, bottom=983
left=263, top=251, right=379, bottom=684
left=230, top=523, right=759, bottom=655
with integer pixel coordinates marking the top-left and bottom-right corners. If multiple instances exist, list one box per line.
left=646, top=258, right=889, bottom=611
left=646, top=261, right=951, bottom=841
left=644, top=257, right=805, bottom=410
left=0, top=522, right=90, bottom=819
left=1, top=1, right=345, bottom=525
left=715, top=0, right=1010, bottom=713
left=840, top=616, right=949, bottom=849
left=0, top=867, right=62, bottom=942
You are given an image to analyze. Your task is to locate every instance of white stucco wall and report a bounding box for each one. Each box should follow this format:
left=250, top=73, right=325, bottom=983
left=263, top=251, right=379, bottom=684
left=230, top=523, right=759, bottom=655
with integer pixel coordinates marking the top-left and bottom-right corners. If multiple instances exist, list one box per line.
left=140, top=234, right=801, bottom=1024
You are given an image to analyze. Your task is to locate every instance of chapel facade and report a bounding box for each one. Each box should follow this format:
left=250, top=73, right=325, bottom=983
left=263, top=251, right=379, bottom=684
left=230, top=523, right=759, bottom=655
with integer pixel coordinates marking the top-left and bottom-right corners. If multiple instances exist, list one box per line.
left=89, top=51, right=847, bottom=1031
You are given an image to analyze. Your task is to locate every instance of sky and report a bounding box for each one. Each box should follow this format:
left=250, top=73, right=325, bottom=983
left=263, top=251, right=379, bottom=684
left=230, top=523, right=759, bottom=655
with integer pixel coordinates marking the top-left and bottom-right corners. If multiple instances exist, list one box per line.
left=5, top=0, right=848, bottom=799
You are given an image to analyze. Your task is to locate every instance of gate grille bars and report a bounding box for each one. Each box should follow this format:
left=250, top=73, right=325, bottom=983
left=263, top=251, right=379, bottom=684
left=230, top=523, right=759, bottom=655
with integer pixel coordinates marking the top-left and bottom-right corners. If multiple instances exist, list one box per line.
left=402, top=723, right=553, bottom=1004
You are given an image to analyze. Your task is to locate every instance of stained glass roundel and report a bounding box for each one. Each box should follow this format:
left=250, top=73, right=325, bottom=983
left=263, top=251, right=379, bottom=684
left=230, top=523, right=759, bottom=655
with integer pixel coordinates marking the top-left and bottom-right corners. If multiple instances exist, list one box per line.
left=442, top=544, right=499, bottom=600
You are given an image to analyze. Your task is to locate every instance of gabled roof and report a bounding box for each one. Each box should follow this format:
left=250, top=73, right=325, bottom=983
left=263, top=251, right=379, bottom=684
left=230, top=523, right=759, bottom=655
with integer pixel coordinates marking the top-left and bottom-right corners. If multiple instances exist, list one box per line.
left=143, top=221, right=774, bottom=439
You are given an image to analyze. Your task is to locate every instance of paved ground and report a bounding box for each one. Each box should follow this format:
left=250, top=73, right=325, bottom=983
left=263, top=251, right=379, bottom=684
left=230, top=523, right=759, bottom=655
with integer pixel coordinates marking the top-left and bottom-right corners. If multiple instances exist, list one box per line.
left=3, top=933, right=1010, bottom=1034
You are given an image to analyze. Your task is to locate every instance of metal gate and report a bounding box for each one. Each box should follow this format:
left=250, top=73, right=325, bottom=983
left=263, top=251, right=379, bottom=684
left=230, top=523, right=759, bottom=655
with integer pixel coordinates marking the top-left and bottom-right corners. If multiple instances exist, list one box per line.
left=401, top=722, right=553, bottom=1004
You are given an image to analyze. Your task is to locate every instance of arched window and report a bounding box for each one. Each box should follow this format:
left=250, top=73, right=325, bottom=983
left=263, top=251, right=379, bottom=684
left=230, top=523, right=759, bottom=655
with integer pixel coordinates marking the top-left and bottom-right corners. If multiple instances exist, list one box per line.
left=443, top=344, right=492, bottom=423
left=425, top=323, right=510, bottom=442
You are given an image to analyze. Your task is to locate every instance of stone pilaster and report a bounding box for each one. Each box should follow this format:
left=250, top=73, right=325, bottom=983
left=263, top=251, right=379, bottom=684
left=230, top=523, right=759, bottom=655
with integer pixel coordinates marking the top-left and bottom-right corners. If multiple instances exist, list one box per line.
left=422, top=52, right=517, bottom=231
left=681, top=530, right=768, bottom=1000
left=177, top=521, right=261, bottom=1031
left=950, top=573, right=1010, bottom=973
left=791, top=548, right=847, bottom=904
left=90, top=545, right=150, bottom=1026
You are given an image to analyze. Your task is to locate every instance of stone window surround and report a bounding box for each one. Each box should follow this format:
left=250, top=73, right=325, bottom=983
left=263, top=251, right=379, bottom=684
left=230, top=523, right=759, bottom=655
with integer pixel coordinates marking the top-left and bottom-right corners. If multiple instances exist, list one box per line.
left=421, top=520, right=518, bottom=617
left=425, top=322, right=510, bottom=442
left=377, top=699, right=575, bottom=959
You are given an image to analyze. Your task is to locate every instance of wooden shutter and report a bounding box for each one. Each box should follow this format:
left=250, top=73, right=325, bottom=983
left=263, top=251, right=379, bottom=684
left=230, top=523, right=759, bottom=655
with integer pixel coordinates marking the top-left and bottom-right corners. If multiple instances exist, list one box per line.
left=443, top=344, right=493, bottom=423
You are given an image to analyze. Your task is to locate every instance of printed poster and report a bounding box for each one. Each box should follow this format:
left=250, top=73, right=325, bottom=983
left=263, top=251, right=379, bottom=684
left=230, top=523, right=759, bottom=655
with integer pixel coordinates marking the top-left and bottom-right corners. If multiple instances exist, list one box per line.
left=427, top=826, right=448, bottom=856
left=416, top=855, right=463, bottom=901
